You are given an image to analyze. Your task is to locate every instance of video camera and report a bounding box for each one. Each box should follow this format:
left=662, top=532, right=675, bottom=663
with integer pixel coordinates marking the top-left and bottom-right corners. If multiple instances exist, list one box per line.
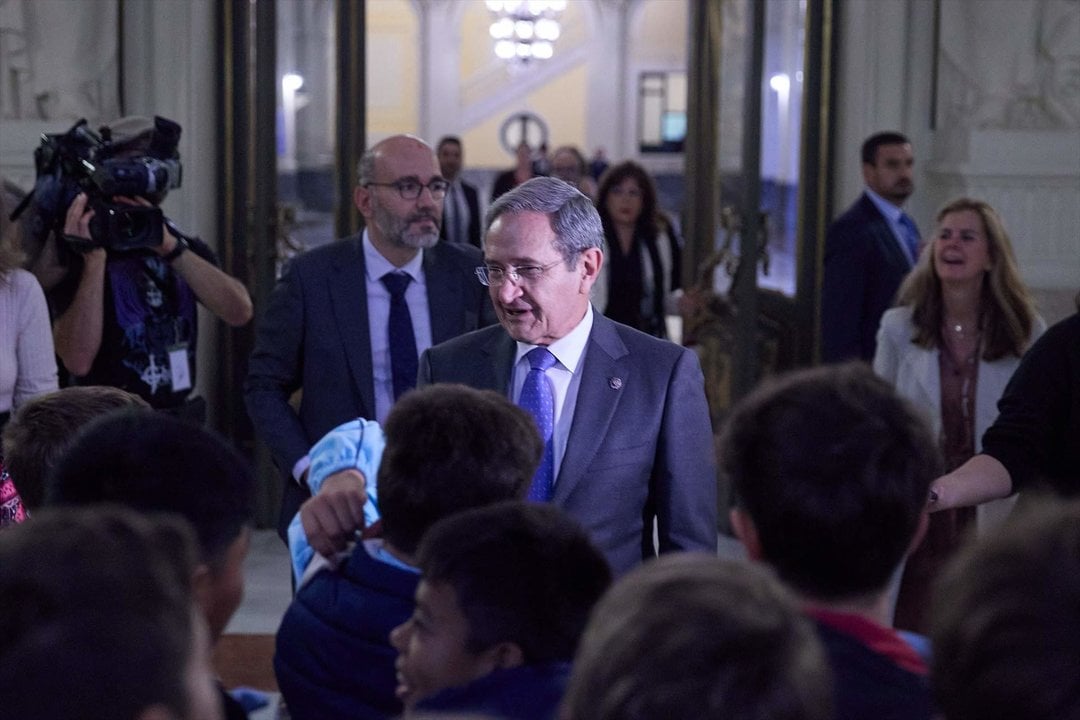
left=13, top=116, right=183, bottom=253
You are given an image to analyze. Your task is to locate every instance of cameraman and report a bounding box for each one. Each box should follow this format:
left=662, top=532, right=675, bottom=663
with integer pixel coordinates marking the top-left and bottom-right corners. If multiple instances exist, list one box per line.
left=45, top=116, right=252, bottom=420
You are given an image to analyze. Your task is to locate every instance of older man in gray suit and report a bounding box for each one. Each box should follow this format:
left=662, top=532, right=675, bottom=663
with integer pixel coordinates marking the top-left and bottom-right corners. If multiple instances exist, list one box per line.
left=418, top=177, right=717, bottom=574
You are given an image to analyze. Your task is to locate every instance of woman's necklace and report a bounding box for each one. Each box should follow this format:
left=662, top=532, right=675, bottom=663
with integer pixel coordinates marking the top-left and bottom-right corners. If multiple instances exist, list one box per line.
left=942, top=325, right=981, bottom=432
left=944, top=318, right=979, bottom=341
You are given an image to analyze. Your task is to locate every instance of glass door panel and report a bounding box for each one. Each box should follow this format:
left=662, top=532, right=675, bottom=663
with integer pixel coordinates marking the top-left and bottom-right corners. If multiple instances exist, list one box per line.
left=277, top=0, right=339, bottom=267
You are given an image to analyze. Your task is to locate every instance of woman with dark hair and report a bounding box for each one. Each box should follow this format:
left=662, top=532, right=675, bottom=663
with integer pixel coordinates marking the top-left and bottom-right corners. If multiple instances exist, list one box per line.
left=873, top=197, right=1043, bottom=633
left=490, top=141, right=536, bottom=203
left=0, top=180, right=58, bottom=434
left=594, top=161, right=681, bottom=338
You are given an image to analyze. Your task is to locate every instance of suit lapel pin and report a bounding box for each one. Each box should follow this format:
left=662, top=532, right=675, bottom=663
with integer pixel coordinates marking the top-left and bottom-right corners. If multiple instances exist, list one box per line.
left=609, top=377, right=623, bottom=390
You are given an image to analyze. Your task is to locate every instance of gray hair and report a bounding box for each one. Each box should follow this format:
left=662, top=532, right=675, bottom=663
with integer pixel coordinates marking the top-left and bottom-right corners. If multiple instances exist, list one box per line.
left=356, top=148, right=377, bottom=186
left=485, top=177, right=603, bottom=266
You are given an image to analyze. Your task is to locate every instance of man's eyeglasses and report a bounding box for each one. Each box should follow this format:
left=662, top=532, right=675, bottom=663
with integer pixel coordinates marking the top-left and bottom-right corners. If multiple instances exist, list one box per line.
left=365, top=178, right=449, bottom=200
left=475, top=259, right=564, bottom=287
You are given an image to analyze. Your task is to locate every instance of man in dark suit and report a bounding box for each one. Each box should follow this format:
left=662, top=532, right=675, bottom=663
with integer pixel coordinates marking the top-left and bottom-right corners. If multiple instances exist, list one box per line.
left=417, top=177, right=717, bottom=575
left=436, top=136, right=482, bottom=248
left=821, top=131, right=920, bottom=362
left=245, top=134, right=495, bottom=541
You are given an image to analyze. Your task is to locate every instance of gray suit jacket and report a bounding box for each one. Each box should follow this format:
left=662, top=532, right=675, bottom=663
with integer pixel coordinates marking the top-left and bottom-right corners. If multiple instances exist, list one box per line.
left=418, top=311, right=718, bottom=575
left=245, top=235, right=495, bottom=537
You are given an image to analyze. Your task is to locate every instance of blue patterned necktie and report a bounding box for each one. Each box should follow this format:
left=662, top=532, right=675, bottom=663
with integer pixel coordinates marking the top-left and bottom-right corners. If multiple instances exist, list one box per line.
left=380, top=272, right=418, bottom=400
left=898, top=212, right=921, bottom=265
left=518, top=347, right=557, bottom=502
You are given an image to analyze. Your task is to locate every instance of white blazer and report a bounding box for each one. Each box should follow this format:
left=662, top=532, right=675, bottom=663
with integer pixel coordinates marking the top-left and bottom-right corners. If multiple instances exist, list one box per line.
left=873, top=305, right=1046, bottom=533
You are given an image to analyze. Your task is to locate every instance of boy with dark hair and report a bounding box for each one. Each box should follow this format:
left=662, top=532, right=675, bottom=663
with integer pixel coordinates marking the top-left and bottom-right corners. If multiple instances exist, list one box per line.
left=47, top=409, right=257, bottom=719
left=0, top=505, right=222, bottom=720
left=931, top=500, right=1080, bottom=720
left=721, top=363, right=941, bottom=720
left=275, top=384, right=544, bottom=720
left=1, top=385, right=148, bottom=510
left=562, top=554, right=832, bottom=720
left=391, top=501, right=612, bottom=719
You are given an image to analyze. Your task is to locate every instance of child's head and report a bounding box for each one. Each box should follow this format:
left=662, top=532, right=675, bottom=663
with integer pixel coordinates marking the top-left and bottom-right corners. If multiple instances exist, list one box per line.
left=931, top=500, right=1080, bottom=720
left=378, top=384, right=543, bottom=556
left=390, top=502, right=611, bottom=708
left=47, top=409, right=256, bottom=640
left=562, top=554, right=832, bottom=720
left=721, top=363, right=940, bottom=602
left=1, top=386, right=148, bottom=509
left=0, top=505, right=222, bottom=720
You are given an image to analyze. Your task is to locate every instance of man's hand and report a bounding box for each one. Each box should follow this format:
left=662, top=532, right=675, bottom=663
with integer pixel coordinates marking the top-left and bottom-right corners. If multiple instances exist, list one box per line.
left=64, top=192, right=96, bottom=244
left=53, top=193, right=107, bottom=376
left=299, top=469, right=367, bottom=557
left=111, top=195, right=179, bottom=256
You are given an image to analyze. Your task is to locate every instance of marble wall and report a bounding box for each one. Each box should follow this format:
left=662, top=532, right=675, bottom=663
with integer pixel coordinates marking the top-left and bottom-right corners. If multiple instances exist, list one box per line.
left=835, top=0, right=1079, bottom=299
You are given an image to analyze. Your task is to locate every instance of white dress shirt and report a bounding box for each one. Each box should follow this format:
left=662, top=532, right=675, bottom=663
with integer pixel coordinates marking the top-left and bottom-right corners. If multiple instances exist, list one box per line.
left=865, top=187, right=917, bottom=267
left=364, top=230, right=434, bottom=423
left=443, top=180, right=470, bottom=245
left=291, top=231, right=436, bottom=484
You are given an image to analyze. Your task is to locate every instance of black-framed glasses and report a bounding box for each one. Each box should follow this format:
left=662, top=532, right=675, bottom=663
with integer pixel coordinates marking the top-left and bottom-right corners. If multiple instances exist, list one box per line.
left=474, top=259, right=564, bottom=287
left=365, top=178, right=449, bottom=200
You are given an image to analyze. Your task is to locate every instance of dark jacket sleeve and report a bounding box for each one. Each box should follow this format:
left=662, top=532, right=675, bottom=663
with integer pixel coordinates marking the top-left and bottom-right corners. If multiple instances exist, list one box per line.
left=981, top=313, right=1080, bottom=493
left=655, top=345, right=719, bottom=554
left=821, top=214, right=870, bottom=362
left=244, top=258, right=312, bottom=474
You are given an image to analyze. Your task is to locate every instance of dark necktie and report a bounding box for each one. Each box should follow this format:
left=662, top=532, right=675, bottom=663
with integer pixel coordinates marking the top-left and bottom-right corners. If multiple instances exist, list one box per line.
left=518, top=347, right=557, bottom=502
left=898, top=213, right=921, bottom=265
left=380, top=272, right=417, bottom=400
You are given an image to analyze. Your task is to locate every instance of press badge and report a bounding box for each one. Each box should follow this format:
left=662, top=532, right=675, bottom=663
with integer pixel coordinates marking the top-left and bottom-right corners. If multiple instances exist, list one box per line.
left=168, top=344, right=192, bottom=392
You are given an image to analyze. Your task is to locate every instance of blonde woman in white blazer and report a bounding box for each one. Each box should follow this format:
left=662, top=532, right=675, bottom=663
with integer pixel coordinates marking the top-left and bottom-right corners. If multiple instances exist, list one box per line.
left=873, top=197, right=1042, bottom=633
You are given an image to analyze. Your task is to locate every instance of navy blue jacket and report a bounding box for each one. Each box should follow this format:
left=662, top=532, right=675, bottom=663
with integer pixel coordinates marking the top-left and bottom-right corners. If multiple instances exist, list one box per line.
left=274, top=544, right=418, bottom=720
left=416, top=662, right=571, bottom=720
left=821, top=193, right=913, bottom=362
left=815, top=620, right=934, bottom=720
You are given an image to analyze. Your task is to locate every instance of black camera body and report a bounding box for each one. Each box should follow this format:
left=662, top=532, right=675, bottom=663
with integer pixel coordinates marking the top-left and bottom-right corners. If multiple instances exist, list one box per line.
left=23, top=117, right=183, bottom=253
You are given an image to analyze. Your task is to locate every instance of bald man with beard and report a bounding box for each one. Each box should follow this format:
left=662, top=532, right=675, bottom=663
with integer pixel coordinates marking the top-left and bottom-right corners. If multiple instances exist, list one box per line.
left=246, top=134, right=496, bottom=543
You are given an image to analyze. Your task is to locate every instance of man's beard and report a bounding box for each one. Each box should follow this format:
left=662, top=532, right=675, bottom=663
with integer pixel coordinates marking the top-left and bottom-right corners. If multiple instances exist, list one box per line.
left=886, top=179, right=914, bottom=203
left=372, top=201, right=440, bottom=249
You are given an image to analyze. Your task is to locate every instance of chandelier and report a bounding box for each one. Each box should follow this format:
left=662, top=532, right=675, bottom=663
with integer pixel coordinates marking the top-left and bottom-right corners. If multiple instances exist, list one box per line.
left=486, top=0, right=566, bottom=63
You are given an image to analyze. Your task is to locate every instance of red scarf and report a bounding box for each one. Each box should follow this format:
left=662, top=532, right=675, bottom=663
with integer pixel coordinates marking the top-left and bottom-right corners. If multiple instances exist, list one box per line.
left=805, top=606, right=928, bottom=676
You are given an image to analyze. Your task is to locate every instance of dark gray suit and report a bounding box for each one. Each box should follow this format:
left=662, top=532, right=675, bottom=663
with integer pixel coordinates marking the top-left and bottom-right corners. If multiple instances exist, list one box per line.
left=821, top=193, right=914, bottom=363
left=245, top=234, right=495, bottom=538
left=417, top=311, right=718, bottom=575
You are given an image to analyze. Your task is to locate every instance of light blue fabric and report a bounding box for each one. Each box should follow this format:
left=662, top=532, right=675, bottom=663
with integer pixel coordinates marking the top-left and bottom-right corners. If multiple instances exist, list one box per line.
left=864, top=187, right=918, bottom=267
left=287, top=417, right=386, bottom=585
left=897, top=213, right=922, bottom=264
left=897, top=629, right=933, bottom=666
